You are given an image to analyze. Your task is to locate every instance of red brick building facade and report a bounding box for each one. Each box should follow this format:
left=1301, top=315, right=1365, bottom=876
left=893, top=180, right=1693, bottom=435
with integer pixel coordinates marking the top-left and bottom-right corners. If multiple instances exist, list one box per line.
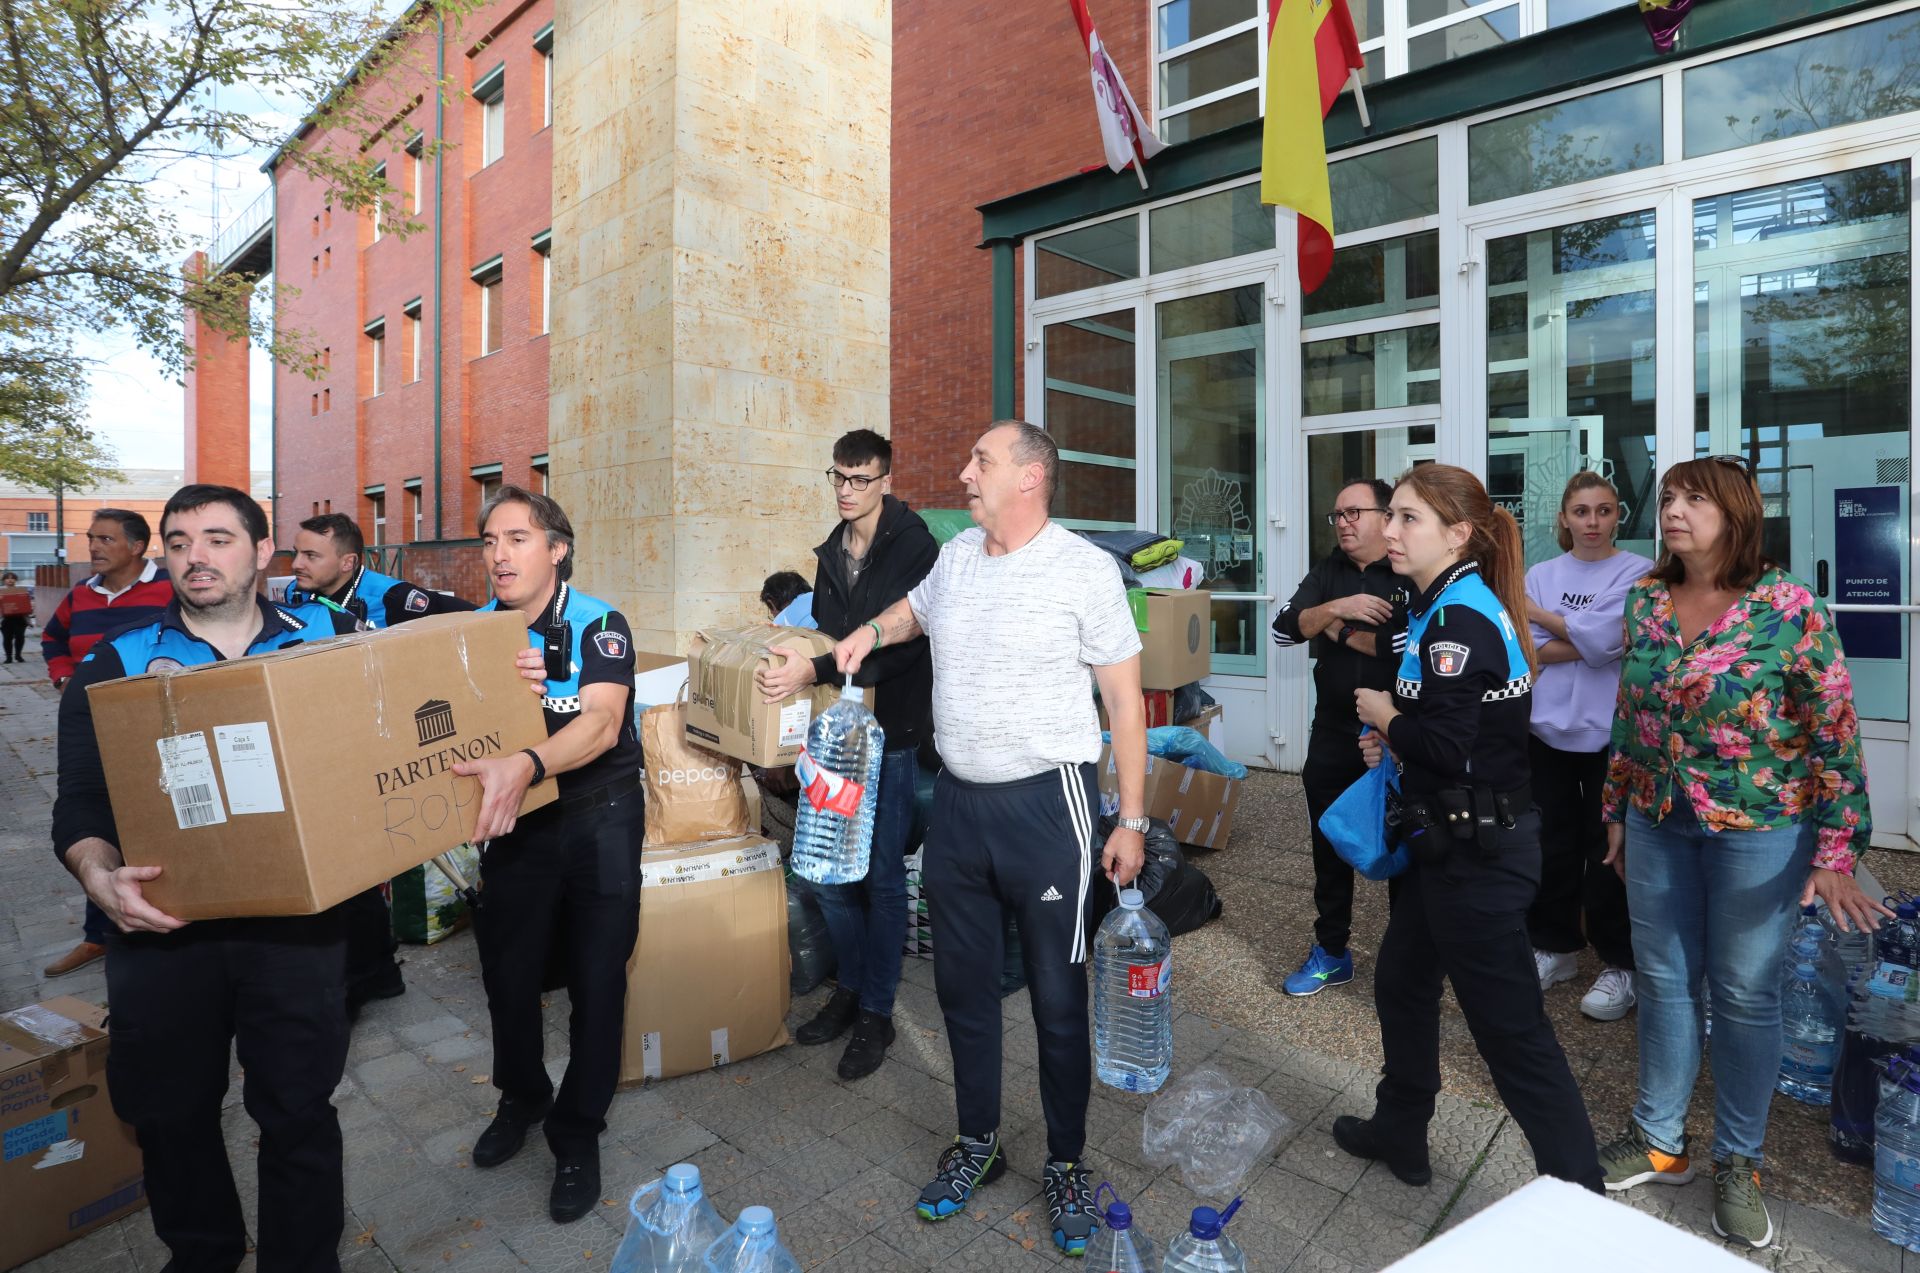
left=251, top=0, right=1136, bottom=548
left=269, top=0, right=554, bottom=558
left=886, top=1, right=1149, bottom=509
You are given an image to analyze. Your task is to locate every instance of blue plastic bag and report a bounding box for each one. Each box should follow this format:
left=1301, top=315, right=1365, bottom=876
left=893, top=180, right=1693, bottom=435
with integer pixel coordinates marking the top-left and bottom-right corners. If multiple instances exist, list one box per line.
left=1099, top=726, right=1249, bottom=780
left=1323, top=735, right=1408, bottom=881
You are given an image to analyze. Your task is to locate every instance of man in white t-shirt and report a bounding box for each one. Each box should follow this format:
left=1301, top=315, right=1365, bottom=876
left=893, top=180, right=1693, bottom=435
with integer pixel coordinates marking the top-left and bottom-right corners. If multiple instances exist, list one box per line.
left=835, top=420, right=1148, bottom=1257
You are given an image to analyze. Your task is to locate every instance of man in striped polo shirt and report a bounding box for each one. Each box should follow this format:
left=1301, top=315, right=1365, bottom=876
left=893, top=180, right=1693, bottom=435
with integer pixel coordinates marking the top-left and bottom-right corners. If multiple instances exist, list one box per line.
left=42, top=508, right=172, bottom=977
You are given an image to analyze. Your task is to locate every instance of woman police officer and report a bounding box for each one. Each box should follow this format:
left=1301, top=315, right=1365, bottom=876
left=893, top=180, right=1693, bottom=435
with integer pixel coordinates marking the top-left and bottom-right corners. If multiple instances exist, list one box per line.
left=1337, top=463, right=1602, bottom=1191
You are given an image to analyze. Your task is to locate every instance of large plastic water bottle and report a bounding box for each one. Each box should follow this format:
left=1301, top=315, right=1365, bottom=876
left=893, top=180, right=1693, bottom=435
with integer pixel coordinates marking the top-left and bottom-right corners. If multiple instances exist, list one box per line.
left=702, top=1206, right=801, bottom=1273
left=1087, top=1183, right=1156, bottom=1273
left=1162, top=1200, right=1245, bottom=1273
left=611, top=1164, right=729, bottom=1273
left=790, top=682, right=884, bottom=885
left=1875, top=1054, right=1920, bottom=1251
left=1778, top=960, right=1841, bottom=1105
left=1093, top=888, right=1173, bottom=1093
left=1834, top=902, right=1920, bottom=1163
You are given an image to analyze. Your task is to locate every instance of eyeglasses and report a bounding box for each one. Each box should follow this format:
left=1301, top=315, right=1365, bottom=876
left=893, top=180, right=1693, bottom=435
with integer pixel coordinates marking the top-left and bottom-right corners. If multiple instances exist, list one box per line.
left=826, top=469, right=888, bottom=491
left=1325, top=507, right=1390, bottom=526
left=1703, top=453, right=1754, bottom=473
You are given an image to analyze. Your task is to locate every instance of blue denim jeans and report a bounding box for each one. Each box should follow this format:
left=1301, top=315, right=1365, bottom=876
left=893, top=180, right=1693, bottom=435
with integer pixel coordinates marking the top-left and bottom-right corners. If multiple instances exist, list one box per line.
left=1624, top=804, right=1814, bottom=1164
left=815, top=748, right=917, bottom=1018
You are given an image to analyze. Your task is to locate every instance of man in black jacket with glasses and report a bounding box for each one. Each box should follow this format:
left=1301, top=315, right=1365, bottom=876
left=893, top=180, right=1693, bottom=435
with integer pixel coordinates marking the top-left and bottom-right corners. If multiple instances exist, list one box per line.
left=756, top=429, right=937, bottom=1080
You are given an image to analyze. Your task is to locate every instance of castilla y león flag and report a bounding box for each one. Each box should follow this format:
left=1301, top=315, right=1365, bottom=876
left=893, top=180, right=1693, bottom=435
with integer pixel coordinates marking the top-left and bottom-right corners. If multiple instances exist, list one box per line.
left=1261, top=0, right=1366, bottom=294
left=1069, top=0, right=1165, bottom=182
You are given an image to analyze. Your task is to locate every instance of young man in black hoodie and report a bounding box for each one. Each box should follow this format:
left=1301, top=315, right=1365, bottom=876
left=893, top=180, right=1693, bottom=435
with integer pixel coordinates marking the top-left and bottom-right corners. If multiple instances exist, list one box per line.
left=757, top=429, right=937, bottom=1080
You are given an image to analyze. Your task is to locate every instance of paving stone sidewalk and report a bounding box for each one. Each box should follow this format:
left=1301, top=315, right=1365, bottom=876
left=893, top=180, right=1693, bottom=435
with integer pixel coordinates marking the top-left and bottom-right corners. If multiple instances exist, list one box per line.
left=1, top=654, right=1906, bottom=1272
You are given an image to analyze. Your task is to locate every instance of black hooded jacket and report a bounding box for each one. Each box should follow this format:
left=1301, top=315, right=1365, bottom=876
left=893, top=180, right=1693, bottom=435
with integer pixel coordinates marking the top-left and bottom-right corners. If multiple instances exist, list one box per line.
left=805, top=495, right=939, bottom=752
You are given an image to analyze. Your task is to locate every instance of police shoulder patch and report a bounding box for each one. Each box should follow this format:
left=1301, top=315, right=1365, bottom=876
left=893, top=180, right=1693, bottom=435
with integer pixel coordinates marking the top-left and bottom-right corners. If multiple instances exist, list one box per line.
left=403, top=588, right=429, bottom=613
left=1428, top=640, right=1470, bottom=676
left=593, top=630, right=628, bottom=660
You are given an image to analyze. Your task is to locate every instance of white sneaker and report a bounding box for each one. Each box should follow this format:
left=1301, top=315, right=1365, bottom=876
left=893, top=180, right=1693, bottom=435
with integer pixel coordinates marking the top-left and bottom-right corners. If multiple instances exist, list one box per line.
left=1581, top=968, right=1637, bottom=1021
left=1534, top=949, right=1578, bottom=991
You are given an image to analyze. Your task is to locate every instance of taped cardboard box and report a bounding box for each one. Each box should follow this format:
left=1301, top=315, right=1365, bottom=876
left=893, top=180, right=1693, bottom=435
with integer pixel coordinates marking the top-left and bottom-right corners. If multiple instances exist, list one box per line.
left=87, top=611, right=555, bottom=919
left=685, top=625, right=840, bottom=767
left=620, top=835, right=790, bottom=1084
left=0, top=997, right=145, bottom=1270
left=1096, top=744, right=1242, bottom=850
left=1128, top=589, right=1211, bottom=690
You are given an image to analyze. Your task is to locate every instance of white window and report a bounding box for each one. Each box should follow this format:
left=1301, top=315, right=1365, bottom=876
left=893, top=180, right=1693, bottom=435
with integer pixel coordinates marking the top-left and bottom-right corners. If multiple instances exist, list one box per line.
left=473, top=466, right=503, bottom=507
left=27, top=511, right=48, bottom=532
left=371, top=162, right=386, bottom=242
left=406, top=481, right=423, bottom=541
left=407, top=134, right=425, bottom=213
left=476, top=64, right=506, bottom=168
left=368, top=491, right=387, bottom=545
left=542, top=49, right=553, bottom=128
left=1151, top=0, right=1585, bottom=146
left=367, top=321, right=386, bottom=396
left=533, top=235, right=552, bottom=335
left=404, top=302, right=423, bottom=382
left=532, top=455, right=549, bottom=494
left=472, top=256, right=504, bottom=355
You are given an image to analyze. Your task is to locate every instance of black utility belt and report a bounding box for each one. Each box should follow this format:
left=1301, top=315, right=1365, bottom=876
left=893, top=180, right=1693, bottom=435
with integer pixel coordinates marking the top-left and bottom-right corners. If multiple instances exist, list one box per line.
left=1388, top=783, right=1532, bottom=865
left=558, top=771, right=642, bottom=818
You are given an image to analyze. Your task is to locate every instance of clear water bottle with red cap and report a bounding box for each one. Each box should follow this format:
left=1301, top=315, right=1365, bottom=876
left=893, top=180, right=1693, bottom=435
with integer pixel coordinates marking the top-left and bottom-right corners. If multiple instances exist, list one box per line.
left=790, top=681, right=884, bottom=885
left=1161, top=1199, right=1245, bottom=1273
left=1093, top=888, right=1173, bottom=1093
left=1086, top=1183, right=1156, bottom=1273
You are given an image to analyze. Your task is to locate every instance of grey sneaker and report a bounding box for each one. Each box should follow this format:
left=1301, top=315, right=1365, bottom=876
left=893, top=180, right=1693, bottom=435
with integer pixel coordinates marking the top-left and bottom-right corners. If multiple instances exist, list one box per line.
left=1598, top=1122, right=1694, bottom=1192
left=1712, top=1155, right=1773, bottom=1249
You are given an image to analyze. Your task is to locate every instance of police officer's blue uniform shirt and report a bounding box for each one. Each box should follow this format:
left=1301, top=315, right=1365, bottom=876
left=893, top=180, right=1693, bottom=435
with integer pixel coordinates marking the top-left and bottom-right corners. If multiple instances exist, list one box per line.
left=1386, top=561, right=1534, bottom=799
left=284, top=564, right=474, bottom=630
left=51, top=595, right=359, bottom=863
left=479, top=582, right=640, bottom=795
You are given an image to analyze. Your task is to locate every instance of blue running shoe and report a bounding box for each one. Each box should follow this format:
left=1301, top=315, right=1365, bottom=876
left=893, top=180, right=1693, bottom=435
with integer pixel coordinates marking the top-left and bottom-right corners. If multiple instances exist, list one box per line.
left=1042, top=1159, right=1097, bottom=1256
left=916, top=1133, right=1006, bottom=1221
left=1284, top=945, right=1354, bottom=997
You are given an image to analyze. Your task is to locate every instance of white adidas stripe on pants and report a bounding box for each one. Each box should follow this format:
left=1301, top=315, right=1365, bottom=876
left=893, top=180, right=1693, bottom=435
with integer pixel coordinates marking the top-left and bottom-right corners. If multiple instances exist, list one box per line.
left=1058, top=764, right=1095, bottom=964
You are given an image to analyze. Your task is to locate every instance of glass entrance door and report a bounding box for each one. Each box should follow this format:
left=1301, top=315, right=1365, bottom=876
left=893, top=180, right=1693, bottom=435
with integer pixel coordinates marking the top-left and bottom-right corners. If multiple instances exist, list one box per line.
left=1483, top=208, right=1660, bottom=566
left=1157, top=283, right=1266, bottom=675
left=1693, top=163, right=1912, bottom=725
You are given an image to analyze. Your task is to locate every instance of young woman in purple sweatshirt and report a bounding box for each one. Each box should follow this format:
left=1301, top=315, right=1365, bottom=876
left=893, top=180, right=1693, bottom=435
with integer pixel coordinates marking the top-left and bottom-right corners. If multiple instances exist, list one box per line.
left=1525, top=473, right=1654, bottom=1021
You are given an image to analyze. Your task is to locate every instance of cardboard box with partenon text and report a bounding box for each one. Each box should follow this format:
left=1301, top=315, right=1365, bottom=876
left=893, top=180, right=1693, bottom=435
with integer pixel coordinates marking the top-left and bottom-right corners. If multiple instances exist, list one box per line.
left=86, top=611, right=555, bottom=919
left=0, top=997, right=146, bottom=1269
left=620, top=835, right=790, bottom=1083
left=685, top=625, right=842, bottom=767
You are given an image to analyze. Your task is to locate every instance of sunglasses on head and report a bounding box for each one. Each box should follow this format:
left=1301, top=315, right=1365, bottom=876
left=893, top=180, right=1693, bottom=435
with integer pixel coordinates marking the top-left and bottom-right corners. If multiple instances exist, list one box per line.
left=1703, top=453, right=1753, bottom=473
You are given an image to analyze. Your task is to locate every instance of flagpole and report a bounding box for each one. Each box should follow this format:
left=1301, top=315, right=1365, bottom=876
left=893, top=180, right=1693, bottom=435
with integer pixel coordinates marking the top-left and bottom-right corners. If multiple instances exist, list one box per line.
left=1348, top=69, right=1372, bottom=130
left=1131, top=159, right=1149, bottom=191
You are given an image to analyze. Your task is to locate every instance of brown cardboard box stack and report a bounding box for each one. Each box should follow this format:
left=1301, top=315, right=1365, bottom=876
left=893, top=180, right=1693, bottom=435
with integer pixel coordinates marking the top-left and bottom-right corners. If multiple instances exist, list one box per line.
left=685, top=625, right=840, bottom=767
left=620, top=835, right=790, bottom=1083
left=1131, top=589, right=1211, bottom=690
left=0, top=997, right=146, bottom=1268
left=86, top=611, right=555, bottom=919
left=1096, top=743, right=1242, bottom=851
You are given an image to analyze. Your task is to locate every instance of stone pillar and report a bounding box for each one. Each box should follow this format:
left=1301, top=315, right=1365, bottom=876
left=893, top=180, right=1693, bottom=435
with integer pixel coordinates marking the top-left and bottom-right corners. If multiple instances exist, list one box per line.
left=181, top=251, right=252, bottom=489
left=548, top=0, right=890, bottom=655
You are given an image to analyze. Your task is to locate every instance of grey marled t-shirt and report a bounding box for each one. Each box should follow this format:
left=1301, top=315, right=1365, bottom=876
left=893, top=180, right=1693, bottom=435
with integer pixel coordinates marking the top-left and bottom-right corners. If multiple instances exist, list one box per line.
left=908, top=522, right=1142, bottom=783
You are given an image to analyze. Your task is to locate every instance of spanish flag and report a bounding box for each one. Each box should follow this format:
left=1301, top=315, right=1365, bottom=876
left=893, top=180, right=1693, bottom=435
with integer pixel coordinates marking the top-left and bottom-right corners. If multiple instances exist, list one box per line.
left=1260, top=0, right=1366, bottom=294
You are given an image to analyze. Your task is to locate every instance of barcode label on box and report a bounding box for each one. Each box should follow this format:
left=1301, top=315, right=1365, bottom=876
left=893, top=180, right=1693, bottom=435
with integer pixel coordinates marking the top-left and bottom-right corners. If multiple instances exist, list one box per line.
left=214, top=722, right=285, bottom=815
left=710, top=1027, right=731, bottom=1068
left=156, top=733, right=226, bottom=830
left=641, top=1031, right=662, bottom=1080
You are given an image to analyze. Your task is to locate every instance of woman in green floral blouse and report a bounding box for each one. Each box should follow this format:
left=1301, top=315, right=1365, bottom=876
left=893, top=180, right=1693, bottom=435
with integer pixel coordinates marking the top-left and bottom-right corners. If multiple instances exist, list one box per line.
left=1592, top=456, right=1889, bottom=1250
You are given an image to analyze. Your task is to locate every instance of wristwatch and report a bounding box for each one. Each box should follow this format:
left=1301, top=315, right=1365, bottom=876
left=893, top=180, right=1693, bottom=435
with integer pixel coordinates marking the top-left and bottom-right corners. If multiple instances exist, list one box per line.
left=1336, top=623, right=1357, bottom=646
left=1116, top=814, right=1151, bottom=835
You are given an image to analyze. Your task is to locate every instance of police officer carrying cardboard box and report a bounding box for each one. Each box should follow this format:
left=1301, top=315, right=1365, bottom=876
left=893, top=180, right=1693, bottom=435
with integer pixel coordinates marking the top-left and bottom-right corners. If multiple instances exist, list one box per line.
left=52, top=484, right=363, bottom=1273
left=284, top=511, right=478, bottom=1017
left=451, top=485, right=644, bottom=1224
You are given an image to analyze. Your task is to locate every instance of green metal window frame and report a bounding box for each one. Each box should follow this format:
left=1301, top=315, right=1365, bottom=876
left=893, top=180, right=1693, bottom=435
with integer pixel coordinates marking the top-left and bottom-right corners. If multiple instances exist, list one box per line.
left=533, top=21, right=553, bottom=53
left=472, top=62, right=505, bottom=102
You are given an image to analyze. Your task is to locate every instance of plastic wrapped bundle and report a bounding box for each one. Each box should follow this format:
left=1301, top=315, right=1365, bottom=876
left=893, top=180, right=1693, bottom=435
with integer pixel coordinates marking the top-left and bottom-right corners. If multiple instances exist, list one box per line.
left=1141, top=1068, right=1293, bottom=1197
